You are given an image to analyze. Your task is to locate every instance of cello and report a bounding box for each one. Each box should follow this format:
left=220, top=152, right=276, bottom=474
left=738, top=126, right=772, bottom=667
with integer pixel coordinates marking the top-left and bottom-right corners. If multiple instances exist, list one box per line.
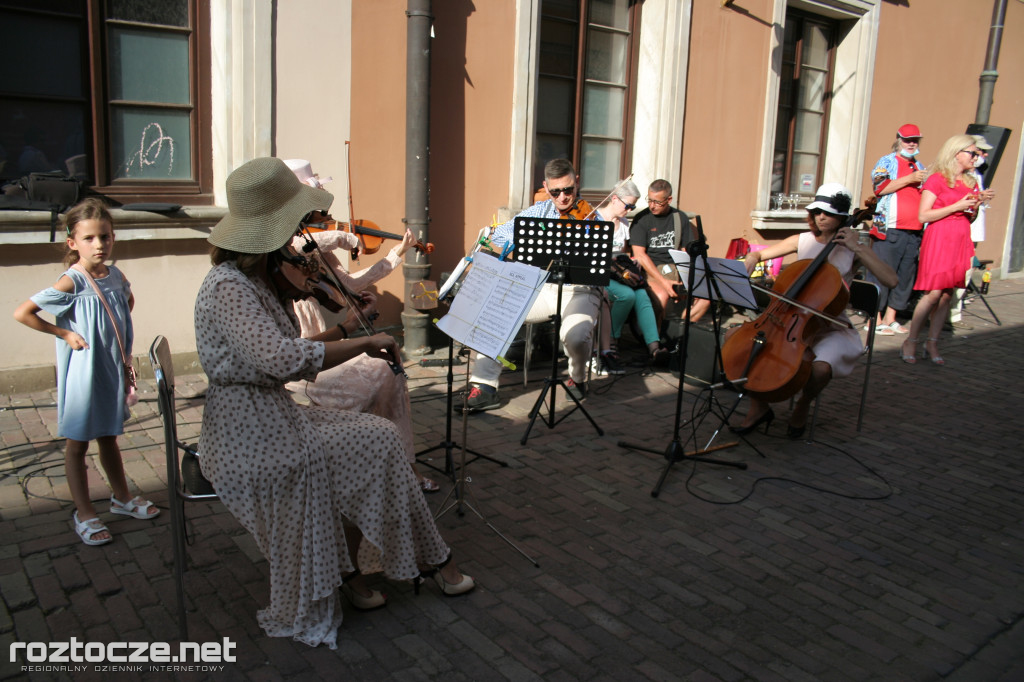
left=720, top=198, right=876, bottom=402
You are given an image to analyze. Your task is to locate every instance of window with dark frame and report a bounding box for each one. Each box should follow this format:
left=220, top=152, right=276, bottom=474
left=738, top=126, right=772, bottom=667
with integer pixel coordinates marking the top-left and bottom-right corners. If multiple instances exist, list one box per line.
left=772, top=9, right=837, bottom=200
left=533, top=0, right=640, bottom=201
left=0, top=0, right=212, bottom=205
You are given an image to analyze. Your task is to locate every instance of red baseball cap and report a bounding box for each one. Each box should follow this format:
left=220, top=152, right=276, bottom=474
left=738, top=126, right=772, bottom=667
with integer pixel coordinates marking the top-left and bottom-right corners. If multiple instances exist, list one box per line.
left=897, top=124, right=922, bottom=139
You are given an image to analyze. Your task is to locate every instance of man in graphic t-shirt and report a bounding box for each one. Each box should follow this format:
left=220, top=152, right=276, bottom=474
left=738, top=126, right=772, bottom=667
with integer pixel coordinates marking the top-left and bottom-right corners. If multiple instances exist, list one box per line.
left=629, top=179, right=709, bottom=326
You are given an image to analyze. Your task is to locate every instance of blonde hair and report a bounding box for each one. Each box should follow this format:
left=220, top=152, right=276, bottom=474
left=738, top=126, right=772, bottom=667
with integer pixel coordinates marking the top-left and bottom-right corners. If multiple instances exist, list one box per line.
left=62, top=197, right=114, bottom=267
left=928, top=134, right=979, bottom=189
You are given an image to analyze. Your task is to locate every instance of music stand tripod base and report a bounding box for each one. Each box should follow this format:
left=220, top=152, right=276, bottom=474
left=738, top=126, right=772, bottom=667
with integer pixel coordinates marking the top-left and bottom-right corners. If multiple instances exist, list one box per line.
left=416, top=338, right=508, bottom=479
left=434, top=355, right=539, bottom=568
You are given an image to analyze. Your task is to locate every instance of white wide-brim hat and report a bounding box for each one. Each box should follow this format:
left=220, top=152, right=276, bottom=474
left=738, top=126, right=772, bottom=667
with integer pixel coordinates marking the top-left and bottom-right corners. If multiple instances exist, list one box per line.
left=209, top=157, right=334, bottom=254
left=805, top=182, right=852, bottom=218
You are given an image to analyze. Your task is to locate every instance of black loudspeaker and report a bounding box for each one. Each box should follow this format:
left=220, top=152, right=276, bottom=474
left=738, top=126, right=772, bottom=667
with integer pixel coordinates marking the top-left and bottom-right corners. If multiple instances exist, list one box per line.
left=966, top=124, right=1012, bottom=188
left=668, top=325, right=725, bottom=388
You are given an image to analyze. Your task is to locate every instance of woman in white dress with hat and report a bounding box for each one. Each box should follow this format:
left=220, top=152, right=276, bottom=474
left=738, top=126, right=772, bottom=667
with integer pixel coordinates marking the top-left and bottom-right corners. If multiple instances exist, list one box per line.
left=731, top=183, right=897, bottom=438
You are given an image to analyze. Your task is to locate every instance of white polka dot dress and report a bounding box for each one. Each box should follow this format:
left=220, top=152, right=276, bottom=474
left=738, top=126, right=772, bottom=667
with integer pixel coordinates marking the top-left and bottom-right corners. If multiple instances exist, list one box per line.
left=194, top=262, right=449, bottom=648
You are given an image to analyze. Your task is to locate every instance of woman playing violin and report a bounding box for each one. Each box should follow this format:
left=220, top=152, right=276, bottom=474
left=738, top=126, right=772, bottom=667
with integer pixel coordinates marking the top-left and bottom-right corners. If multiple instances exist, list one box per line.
left=282, top=162, right=439, bottom=492
left=195, top=158, right=474, bottom=649
left=733, top=183, right=897, bottom=438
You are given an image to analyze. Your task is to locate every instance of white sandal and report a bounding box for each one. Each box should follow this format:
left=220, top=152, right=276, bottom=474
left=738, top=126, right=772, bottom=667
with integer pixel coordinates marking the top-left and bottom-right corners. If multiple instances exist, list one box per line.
left=74, top=511, right=112, bottom=546
left=110, top=495, right=160, bottom=520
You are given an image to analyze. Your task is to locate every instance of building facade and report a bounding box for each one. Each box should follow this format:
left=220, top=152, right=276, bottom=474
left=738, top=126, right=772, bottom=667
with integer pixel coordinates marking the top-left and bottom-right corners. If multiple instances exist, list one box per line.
left=1, top=0, right=1022, bottom=389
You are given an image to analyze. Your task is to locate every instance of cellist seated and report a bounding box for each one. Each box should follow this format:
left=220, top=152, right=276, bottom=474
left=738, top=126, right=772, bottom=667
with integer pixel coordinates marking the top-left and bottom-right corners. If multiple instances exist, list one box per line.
left=729, top=183, right=897, bottom=438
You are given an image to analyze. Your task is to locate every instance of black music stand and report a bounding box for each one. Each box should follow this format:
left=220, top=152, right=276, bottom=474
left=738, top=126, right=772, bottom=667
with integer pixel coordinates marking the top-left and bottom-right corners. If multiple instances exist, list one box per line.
left=513, top=217, right=613, bottom=445
left=619, top=217, right=758, bottom=497
left=415, top=335, right=507, bottom=479
left=431, top=260, right=540, bottom=567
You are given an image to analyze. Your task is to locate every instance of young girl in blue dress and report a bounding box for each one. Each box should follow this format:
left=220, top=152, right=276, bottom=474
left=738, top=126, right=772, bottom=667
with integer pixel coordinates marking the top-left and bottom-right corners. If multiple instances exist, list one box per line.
left=14, top=198, right=159, bottom=546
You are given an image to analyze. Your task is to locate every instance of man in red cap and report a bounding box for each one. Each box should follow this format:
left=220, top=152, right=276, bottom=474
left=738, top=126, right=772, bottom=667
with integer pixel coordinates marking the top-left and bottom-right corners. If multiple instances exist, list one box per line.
left=866, top=124, right=926, bottom=335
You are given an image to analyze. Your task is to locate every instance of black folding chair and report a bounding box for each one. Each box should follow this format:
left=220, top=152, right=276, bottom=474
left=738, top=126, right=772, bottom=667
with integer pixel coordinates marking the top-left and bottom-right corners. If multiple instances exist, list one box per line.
left=149, top=335, right=217, bottom=640
left=806, top=279, right=881, bottom=440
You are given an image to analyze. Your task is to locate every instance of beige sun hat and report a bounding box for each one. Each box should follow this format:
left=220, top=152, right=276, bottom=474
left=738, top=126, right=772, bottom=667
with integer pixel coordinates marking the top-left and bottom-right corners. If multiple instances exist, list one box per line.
left=209, top=157, right=334, bottom=254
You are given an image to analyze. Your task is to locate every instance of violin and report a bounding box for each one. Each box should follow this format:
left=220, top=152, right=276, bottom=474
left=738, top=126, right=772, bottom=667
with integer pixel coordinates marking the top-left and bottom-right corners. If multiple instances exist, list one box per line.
left=268, top=243, right=348, bottom=313
left=334, top=140, right=433, bottom=260
left=303, top=215, right=434, bottom=258
left=269, top=231, right=406, bottom=376
left=561, top=198, right=595, bottom=221
left=720, top=199, right=876, bottom=402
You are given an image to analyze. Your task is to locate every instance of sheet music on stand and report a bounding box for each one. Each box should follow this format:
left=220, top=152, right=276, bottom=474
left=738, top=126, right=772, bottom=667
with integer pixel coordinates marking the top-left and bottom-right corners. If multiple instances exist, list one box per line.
left=669, top=249, right=757, bottom=309
left=435, top=252, right=549, bottom=364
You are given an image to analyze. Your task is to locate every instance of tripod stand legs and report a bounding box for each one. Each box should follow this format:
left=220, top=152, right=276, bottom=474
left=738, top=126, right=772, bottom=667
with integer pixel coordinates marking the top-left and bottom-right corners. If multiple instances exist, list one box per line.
left=521, top=377, right=604, bottom=445
left=416, top=339, right=508, bottom=477
left=964, top=279, right=1001, bottom=325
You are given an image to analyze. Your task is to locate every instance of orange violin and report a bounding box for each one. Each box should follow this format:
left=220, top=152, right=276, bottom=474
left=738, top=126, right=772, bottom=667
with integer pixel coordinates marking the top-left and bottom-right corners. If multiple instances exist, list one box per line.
left=562, top=198, right=595, bottom=220
left=303, top=216, right=434, bottom=258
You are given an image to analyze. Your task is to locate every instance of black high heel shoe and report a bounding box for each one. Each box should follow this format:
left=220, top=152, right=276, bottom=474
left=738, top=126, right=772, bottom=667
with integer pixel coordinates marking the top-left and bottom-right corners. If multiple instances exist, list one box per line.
left=786, top=423, right=806, bottom=440
left=730, top=408, right=774, bottom=435
left=414, top=552, right=475, bottom=597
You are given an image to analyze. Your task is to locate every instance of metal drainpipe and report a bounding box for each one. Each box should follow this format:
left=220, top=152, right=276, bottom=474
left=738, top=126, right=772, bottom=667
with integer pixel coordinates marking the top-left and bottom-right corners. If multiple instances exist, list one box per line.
left=975, top=0, right=1007, bottom=125
left=402, top=0, right=433, bottom=354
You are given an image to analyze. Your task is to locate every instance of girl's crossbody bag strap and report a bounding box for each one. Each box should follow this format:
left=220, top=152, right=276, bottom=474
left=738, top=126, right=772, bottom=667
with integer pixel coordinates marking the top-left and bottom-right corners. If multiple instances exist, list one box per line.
left=71, top=263, right=131, bottom=370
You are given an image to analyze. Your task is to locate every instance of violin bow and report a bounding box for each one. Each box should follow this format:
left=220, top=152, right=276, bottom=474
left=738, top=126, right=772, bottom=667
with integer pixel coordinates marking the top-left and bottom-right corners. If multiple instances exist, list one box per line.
left=296, top=226, right=407, bottom=376
left=580, top=173, right=634, bottom=220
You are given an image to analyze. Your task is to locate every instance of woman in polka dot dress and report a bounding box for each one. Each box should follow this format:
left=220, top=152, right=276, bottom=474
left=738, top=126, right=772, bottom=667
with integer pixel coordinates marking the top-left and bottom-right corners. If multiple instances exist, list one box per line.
left=194, top=157, right=474, bottom=649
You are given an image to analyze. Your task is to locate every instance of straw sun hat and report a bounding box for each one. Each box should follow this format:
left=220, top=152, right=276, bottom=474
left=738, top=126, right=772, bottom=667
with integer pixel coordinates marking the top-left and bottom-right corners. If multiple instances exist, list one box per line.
left=208, top=157, right=334, bottom=254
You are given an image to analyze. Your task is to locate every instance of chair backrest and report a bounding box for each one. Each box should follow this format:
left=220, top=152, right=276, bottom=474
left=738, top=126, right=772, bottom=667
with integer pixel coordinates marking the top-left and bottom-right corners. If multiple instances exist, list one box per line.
left=148, top=335, right=216, bottom=498
left=149, top=335, right=178, bottom=453
left=848, top=279, right=880, bottom=433
left=848, top=279, right=881, bottom=318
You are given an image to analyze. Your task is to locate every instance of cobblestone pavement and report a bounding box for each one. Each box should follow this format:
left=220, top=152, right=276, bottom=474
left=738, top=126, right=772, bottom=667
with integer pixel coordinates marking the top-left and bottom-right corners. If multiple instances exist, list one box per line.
left=2, top=278, right=1023, bottom=681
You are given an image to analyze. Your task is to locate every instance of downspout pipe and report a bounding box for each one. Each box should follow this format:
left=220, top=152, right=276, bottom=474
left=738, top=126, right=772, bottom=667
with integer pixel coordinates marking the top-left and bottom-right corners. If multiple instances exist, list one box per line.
left=402, top=0, right=433, bottom=354
left=975, top=0, right=1007, bottom=125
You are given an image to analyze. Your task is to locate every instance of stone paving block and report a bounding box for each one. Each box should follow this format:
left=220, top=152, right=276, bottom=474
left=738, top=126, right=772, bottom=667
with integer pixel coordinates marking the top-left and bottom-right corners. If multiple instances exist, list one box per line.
left=0, top=571, right=35, bottom=612
left=12, top=605, right=50, bottom=644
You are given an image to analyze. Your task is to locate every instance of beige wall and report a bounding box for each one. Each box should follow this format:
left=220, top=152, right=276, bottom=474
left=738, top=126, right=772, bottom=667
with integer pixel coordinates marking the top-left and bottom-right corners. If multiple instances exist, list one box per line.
left=679, top=0, right=774, bottom=253
left=350, top=0, right=517, bottom=319
left=274, top=0, right=352, bottom=212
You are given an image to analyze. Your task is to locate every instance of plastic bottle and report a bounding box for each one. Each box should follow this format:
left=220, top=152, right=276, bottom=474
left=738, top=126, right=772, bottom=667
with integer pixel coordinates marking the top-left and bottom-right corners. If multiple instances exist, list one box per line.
left=981, top=268, right=991, bottom=294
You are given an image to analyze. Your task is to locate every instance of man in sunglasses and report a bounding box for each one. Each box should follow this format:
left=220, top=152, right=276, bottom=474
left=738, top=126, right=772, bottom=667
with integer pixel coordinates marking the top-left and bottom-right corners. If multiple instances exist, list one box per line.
left=867, top=123, right=927, bottom=336
left=629, top=179, right=710, bottom=336
left=461, top=158, right=599, bottom=412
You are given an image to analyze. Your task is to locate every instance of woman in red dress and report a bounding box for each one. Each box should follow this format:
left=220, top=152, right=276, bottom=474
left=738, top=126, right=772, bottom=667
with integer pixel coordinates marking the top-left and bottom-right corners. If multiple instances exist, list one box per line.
left=903, top=134, right=981, bottom=366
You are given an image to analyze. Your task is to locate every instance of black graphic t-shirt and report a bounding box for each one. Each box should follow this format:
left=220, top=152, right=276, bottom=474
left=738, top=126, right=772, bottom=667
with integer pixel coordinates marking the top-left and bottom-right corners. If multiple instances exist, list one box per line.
left=629, top=207, right=693, bottom=268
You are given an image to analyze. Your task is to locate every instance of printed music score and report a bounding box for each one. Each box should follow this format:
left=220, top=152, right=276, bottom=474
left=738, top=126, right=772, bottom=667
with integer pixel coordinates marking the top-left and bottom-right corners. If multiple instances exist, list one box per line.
left=436, top=252, right=548, bottom=363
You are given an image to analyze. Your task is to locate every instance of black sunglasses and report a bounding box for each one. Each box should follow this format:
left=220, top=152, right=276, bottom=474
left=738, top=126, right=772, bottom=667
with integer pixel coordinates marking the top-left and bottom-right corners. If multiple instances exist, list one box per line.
left=618, top=196, right=637, bottom=211
left=959, top=149, right=980, bottom=159
left=547, top=185, right=575, bottom=197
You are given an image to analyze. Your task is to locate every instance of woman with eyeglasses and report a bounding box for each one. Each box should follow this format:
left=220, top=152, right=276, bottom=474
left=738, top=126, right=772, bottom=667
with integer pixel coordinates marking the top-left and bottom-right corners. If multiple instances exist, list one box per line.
left=902, top=134, right=983, bottom=366
left=732, top=183, right=896, bottom=438
left=590, top=180, right=668, bottom=370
